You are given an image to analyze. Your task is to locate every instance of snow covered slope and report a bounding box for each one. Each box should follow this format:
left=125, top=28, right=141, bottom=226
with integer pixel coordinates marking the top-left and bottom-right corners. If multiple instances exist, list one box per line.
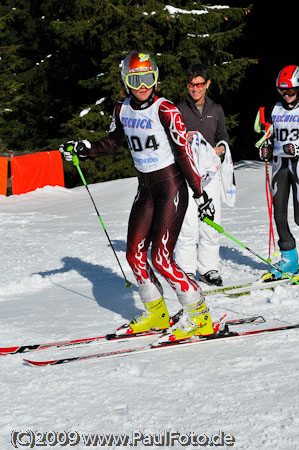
left=1, top=161, right=299, bottom=449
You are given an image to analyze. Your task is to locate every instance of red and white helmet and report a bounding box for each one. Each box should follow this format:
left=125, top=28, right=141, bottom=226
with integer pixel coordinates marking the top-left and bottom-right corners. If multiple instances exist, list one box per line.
left=121, top=52, right=159, bottom=93
left=276, top=65, right=299, bottom=89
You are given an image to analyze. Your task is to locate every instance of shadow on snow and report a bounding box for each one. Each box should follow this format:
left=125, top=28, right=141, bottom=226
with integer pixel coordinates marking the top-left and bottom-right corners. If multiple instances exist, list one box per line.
left=35, top=255, right=142, bottom=320
left=220, top=246, right=268, bottom=271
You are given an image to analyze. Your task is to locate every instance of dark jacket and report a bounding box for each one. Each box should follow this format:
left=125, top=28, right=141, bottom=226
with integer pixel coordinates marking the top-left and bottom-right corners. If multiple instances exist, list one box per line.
left=177, top=95, right=229, bottom=147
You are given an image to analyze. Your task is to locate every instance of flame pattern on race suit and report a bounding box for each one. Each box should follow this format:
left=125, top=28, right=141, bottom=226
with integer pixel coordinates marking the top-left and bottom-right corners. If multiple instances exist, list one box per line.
left=155, top=229, right=198, bottom=293
left=174, top=190, right=180, bottom=212
left=129, top=235, right=163, bottom=302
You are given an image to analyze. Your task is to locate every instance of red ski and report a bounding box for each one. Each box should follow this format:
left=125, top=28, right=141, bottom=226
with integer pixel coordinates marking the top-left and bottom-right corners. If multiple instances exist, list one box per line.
left=0, top=316, right=264, bottom=355
left=24, top=319, right=299, bottom=368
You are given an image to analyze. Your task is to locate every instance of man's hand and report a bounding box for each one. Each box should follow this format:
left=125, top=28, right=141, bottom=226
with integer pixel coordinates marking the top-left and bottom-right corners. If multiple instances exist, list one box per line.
left=186, top=131, right=198, bottom=143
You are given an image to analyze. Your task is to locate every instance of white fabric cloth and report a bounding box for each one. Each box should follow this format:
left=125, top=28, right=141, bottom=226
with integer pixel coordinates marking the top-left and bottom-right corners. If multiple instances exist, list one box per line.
left=217, top=140, right=236, bottom=207
left=189, top=132, right=221, bottom=182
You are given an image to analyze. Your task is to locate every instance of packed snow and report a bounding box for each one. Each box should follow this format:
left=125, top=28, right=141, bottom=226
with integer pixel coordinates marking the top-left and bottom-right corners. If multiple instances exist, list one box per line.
left=1, top=160, right=299, bottom=450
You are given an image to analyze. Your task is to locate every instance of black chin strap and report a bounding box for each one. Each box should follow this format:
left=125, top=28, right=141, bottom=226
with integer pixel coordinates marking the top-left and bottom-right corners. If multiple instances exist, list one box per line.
left=130, top=90, right=156, bottom=110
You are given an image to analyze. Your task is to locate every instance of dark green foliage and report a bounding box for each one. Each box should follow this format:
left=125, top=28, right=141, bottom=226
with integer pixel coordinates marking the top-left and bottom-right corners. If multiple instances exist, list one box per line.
left=0, top=0, right=255, bottom=186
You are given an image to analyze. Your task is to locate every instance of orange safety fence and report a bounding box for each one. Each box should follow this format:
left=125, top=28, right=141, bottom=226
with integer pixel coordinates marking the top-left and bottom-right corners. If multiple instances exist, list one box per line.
left=11, top=150, right=64, bottom=195
left=0, top=157, right=8, bottom=196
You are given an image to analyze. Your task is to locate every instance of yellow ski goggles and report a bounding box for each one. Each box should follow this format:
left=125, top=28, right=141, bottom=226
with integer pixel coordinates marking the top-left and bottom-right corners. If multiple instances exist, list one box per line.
left=125, top=71, right=158, bottom=90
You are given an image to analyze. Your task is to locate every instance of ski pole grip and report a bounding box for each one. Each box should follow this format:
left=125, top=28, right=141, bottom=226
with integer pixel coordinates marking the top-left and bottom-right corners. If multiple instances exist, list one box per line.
left=65, top=145, right=80, bottom=167
left=72, top=154, right=80, bottom=167
left=203, top=217, right=224, bottom=233
left=65, top=145, right=87, bottom=185
left=255, top=133, right=268, bottom=148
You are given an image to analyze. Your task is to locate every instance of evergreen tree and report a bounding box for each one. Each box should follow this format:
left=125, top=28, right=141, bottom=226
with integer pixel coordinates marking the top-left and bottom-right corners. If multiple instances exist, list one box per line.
left=0, top=1, right=255, bottom=186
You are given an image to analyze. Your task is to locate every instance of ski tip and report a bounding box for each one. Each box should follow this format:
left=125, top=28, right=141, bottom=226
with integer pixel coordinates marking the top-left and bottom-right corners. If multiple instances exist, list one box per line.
left=0, top=347, right=19, bottom=355
left=125, top=280, right=132, bottom=288
left=23, top=358, right=53, bottom=367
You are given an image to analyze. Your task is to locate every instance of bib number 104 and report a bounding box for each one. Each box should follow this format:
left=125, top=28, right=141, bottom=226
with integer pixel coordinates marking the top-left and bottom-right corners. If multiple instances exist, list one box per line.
left=126, top=135, right=159, bottom=152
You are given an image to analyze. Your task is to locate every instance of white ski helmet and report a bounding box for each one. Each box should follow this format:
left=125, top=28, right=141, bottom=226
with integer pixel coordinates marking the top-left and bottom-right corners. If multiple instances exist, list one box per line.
left=121, top=52, right=159, bottom=93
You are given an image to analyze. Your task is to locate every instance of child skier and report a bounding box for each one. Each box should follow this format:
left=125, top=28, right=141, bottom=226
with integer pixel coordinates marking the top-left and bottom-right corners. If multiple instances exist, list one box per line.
left=257, top=65, right=299, bottom=280
left=59, top=51, right=215, bottom=342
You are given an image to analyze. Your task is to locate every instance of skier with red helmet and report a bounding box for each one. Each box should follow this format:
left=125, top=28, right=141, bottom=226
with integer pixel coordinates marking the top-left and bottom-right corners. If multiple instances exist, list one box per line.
left=59, top=51, right=215, bottom=343
left=256, top=65, right=299, bottom=280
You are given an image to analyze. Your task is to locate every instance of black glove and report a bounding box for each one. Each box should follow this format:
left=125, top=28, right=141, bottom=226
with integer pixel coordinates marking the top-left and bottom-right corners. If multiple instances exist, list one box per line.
left=283, top=143, right=299, bottom=157
left=59, top=140, right=91, bottom=161
left=259, top=141, right=273, bottom=161
left=194, top=191, right=215, bottom=222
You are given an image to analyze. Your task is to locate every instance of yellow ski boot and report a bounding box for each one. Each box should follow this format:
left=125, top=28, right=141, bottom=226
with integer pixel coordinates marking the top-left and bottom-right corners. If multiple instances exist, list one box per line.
left=158, top=301, right=214, bottom=343
left=116, top=297, right=170, bottom=336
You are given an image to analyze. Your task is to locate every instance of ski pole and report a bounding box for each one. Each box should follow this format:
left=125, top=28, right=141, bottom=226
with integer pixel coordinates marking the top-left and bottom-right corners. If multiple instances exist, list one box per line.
left=254, top=108, right=272, bottom=148
left=254, top=107, right=278, bottom=262
left=265, top=160, right=278, bottom=261
left=68, top=148, right=132, bottom=288
left=203, top=217, right=299, bottom=285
